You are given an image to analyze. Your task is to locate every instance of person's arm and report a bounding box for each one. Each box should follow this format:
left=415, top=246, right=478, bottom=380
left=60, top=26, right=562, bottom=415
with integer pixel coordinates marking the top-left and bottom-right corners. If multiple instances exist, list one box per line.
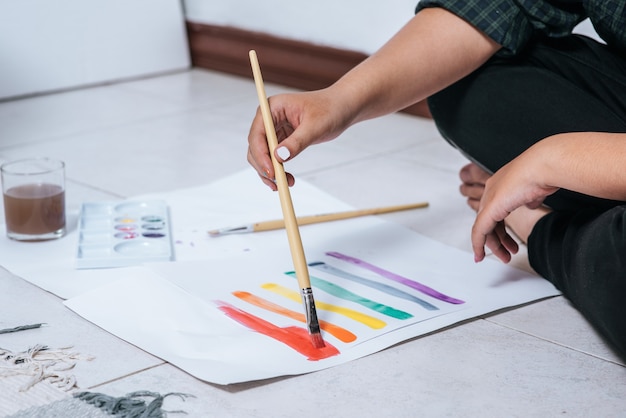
left=472, top=132, right=626, bottom=263
left=247, top=7, right=501, bottom=190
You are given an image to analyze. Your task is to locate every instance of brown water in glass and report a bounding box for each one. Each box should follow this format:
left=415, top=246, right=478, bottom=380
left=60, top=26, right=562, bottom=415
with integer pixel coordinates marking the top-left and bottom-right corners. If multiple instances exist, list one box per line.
left=3, top=183, right=65, bottom=235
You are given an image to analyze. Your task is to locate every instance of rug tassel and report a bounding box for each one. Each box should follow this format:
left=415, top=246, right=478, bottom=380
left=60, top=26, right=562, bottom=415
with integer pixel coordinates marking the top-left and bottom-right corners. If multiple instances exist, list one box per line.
left=0, top=344, right=93, bottom=391
left=74, top=391, right=194, bottom=417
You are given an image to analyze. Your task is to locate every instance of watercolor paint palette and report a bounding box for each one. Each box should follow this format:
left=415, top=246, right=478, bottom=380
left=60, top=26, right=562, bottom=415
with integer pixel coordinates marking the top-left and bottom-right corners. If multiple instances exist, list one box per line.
left=76, top=200, right=174, bottom=269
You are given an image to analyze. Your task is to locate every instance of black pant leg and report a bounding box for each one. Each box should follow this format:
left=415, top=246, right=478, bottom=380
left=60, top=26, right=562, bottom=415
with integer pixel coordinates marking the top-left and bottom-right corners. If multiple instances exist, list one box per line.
left=528, top=207, right=626, bottom=359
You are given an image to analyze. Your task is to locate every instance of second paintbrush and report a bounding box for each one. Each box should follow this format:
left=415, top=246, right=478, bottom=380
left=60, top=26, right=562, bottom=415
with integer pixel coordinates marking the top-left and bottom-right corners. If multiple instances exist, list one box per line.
left=208, top=202, right=429, bottom=236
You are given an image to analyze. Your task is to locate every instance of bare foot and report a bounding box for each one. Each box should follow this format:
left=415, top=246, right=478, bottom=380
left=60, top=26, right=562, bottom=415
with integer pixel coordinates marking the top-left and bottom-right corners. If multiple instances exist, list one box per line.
left=459, top=163, right=491, bottom=212
left=459, top=163, right=551, bottom=244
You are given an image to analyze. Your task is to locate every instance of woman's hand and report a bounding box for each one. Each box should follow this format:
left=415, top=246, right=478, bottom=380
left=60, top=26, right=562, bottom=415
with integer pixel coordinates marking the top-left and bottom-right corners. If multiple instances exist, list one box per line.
left=470, top=156, right=556, bottom=263
left=246, top=89, right=352, bottom=190
left=469, top=131, right=626, bottom=263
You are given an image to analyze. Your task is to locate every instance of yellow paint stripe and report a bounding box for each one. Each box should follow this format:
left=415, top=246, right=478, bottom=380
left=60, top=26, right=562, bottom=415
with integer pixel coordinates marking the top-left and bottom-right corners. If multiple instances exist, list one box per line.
left=262, top=283, right=387, bottom=330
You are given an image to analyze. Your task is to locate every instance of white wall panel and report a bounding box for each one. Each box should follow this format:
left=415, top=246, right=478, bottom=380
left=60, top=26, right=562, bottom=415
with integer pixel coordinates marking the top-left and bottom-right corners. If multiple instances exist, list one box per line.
left=0, top=0, right=190, bottom=100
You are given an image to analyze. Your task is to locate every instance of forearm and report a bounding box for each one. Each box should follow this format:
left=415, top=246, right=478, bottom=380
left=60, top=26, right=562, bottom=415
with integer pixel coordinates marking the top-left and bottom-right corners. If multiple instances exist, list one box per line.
left=329, top=7, right=501, bottom=125
left=528, top=132, right=626, bottom=201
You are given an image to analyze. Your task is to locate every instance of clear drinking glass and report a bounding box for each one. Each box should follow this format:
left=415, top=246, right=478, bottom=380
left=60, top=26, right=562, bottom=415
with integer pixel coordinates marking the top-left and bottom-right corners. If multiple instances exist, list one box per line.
left=1, top=158, right=66, bottom=241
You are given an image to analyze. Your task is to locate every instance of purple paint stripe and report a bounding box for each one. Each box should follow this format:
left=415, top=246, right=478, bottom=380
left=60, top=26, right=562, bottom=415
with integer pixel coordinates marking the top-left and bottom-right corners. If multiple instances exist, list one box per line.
left=326, top=251, right=464, bottom=305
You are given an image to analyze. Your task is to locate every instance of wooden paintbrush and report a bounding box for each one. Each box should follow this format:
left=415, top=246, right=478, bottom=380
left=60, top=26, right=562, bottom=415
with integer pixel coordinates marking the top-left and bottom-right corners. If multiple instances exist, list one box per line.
left=249, top=50, right=324, bottom=348
left=208, top=202, right=429, bottom=236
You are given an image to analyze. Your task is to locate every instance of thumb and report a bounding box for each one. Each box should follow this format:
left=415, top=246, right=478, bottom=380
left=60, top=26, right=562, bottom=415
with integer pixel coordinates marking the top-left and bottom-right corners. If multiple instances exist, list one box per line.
left=275, top=145, right=293, bottom=162
left=273, top=125, right=316, bottom=163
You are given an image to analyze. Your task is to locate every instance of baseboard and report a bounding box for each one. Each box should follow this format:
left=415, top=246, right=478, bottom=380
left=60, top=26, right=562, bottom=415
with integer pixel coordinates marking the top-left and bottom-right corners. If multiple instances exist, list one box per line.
left=185, top=21, right=431, bottom=118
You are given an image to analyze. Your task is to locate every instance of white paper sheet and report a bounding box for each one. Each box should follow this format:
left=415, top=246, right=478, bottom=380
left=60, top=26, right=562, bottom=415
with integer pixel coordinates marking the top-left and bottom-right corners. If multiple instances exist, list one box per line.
left=65, top=217, right=559, bottom=385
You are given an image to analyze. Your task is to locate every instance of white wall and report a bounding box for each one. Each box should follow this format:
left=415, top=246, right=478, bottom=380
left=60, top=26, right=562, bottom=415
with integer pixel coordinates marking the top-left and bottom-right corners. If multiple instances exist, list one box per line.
left=1, top=0, right=600, bottom=101
left=0, top=0, right=190, bottom=100
left=183, top=0, right=602, bottom=53
left=183, top=0, right=418, bottom=55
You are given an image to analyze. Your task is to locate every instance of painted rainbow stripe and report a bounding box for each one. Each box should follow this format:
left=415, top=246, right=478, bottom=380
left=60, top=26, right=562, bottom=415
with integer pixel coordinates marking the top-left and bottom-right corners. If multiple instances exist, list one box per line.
left=262, top=283, right=387, bottom=329
left=285, top=271, right=413, bottom=320
left=326, top=252, right=465, bottom=304
left=216, top=301, right=339, bottom=361
left=308, top=261, right=438, bottom=311
left=233, top=291, right=357, bottom=343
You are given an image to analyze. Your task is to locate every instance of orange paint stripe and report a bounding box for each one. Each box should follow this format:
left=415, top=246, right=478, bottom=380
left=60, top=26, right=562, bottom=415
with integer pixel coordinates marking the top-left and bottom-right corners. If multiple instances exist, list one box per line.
left=233, top=291, right=357, bottom=343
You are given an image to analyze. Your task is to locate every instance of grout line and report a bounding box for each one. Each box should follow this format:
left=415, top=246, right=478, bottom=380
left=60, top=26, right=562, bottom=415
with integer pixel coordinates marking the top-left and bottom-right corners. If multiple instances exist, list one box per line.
left=85, top=362, right=167, bottom=390
left=0, top=69, right=191, bottom=104
left=65, top=178, right=127, bottom=200
left=483, top=317, right=626, bottom=367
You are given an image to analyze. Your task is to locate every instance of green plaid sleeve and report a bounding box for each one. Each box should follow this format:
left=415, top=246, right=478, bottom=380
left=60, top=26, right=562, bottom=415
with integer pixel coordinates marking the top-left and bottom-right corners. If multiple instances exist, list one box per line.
left=415, top=0, right=587, bottom=55
left=587, top=2, right=626, bottom=51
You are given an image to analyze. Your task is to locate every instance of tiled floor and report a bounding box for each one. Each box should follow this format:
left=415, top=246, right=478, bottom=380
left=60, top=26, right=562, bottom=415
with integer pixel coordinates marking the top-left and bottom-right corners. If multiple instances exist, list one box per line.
left=1, top=69, right=624, bottom=417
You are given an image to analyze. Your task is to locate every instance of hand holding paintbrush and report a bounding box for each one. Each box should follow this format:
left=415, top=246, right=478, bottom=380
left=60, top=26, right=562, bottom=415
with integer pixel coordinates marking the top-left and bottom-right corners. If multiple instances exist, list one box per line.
left=249, top=50, right=325, bottom=349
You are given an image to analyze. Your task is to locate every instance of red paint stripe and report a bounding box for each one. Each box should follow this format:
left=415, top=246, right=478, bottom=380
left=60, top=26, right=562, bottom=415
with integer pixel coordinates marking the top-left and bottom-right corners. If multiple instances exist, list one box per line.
left=217, top=301, right=340, bottom=361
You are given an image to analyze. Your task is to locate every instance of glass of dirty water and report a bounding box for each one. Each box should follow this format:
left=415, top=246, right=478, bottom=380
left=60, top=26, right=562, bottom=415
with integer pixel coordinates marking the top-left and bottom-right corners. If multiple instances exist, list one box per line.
left=1, top=158, right=66, bottom=241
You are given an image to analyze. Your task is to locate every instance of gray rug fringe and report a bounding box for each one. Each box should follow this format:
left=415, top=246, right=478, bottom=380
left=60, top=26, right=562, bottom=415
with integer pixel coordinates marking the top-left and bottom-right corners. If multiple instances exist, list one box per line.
left=74, top=390, right=194, bottom=417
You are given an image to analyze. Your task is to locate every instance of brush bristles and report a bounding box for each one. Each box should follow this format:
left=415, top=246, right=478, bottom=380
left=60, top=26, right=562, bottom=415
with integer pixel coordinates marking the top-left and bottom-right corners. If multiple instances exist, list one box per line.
left=302, top=288, right=325, bottom=348
left=307, top=312, right=325, bottom=348
left=306, top=307, right=324, bottom=348
left=309, top=330, right=325, bottom=349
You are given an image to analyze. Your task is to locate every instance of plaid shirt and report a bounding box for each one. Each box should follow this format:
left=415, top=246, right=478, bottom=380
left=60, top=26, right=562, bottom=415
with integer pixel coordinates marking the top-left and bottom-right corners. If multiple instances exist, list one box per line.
left=416, top=0, right=626, bottom=55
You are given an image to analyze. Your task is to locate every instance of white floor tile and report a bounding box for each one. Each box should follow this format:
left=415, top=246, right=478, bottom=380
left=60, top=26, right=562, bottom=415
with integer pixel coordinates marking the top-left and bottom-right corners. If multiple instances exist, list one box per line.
left=0, top=268, right=163, bottom=390
left=486, top=296, right=626, bottom=365
left=0, top=84, right=185, bottom=149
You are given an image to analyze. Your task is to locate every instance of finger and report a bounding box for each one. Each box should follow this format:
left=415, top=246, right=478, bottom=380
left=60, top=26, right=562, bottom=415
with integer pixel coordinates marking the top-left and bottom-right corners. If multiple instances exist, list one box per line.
left=275, top=145, right=292, bottom=163
left=273, top=133, right=308, bottom=163
left=285, top=172, right=295, bottom=187
left=495, top=223, right=519, bottom=255
left=247, top=110, right=275, bottom=180
left=259, top=174, right=278, bottom=191
left=247, top=147, right=275, bottom=190
left=258, top=172, right=295, bottom=190
left=471, top=225, right=488, bottom=263
left=466, top=197, right=480, bottom=212
left=485, top=229, right=512, bottom=263
left=471, top=209, right=499, bottom=263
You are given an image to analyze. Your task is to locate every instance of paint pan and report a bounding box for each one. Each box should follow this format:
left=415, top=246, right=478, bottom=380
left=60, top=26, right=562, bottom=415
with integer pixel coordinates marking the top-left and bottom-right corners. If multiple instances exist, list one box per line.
left=75, top=200, right=174, bottom=269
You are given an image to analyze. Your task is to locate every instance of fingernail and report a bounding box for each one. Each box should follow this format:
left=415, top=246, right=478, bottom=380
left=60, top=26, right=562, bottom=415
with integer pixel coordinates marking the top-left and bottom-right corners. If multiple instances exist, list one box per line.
left=277, top=147, right=290, bottom=161
left=262, top=169, right=276, bottom=184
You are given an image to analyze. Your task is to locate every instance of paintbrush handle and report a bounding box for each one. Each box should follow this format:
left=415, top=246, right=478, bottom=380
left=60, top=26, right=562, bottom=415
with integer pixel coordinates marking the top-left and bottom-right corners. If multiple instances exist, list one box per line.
left=249, top=50, right=312, bottom=290
left=252, top=202, right=429, bottom=232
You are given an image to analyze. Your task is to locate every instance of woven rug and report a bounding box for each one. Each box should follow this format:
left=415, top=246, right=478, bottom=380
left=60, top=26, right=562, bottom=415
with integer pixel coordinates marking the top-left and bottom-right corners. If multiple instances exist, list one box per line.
left=0, top=375, right=69, bottom=417
left=5, top=390, right=192, bottom=418
left=1, top=344, right=192, bottom=417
